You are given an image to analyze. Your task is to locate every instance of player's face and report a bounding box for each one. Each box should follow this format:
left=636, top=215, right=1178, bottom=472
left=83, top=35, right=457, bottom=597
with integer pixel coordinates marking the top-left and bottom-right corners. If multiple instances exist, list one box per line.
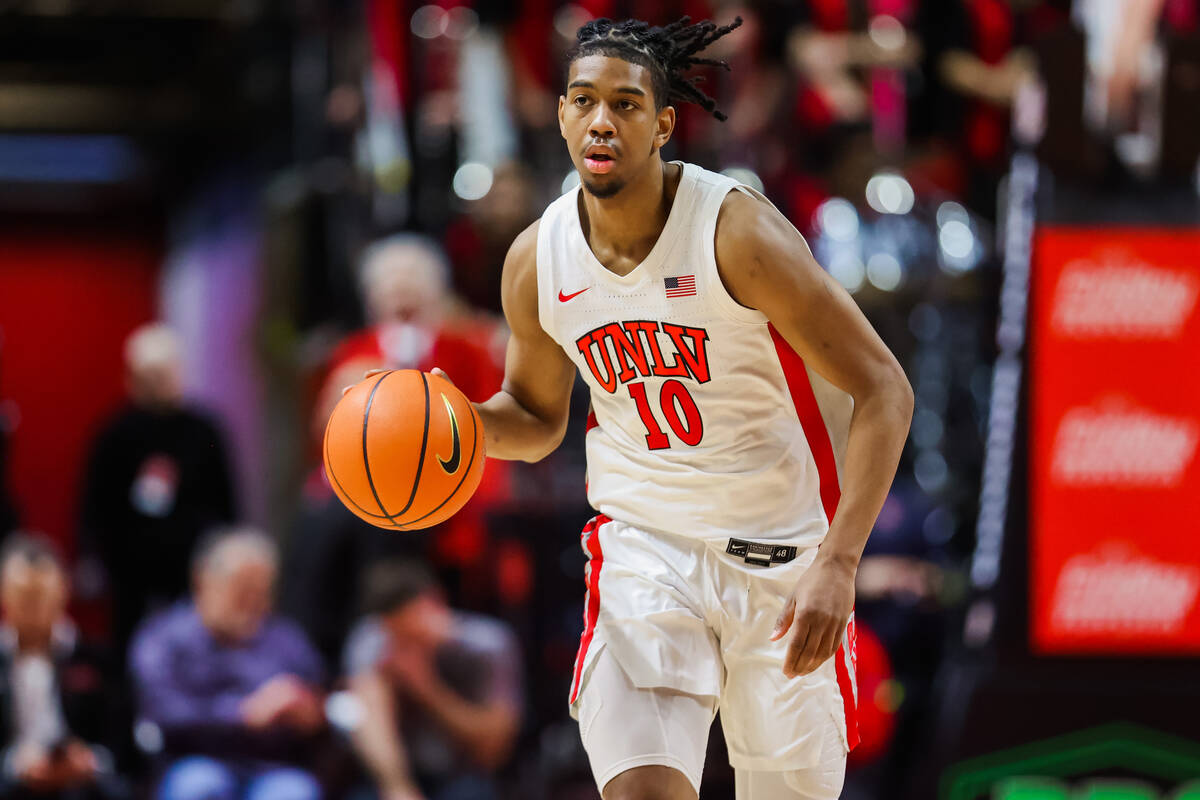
left=559, top=55, right=675, bottom=199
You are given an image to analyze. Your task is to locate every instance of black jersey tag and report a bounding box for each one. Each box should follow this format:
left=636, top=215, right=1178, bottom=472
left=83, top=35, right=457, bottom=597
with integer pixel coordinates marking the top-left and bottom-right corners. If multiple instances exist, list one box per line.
left=726, top=538, right=797, bottom=567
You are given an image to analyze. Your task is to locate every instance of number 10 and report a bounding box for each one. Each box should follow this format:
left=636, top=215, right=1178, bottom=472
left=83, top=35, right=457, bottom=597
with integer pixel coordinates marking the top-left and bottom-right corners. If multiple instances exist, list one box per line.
left=627, top=380, right=704, bottom=450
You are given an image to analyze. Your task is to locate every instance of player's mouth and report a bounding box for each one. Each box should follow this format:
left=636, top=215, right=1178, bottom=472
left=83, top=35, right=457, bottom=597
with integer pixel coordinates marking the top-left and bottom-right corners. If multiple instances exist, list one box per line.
left=583, top=145, right=617, bottom=175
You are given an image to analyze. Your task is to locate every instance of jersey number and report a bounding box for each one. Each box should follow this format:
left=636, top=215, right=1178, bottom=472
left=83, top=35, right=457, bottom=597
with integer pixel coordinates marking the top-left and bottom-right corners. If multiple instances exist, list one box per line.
left=628, top=380, right=704, bottom=450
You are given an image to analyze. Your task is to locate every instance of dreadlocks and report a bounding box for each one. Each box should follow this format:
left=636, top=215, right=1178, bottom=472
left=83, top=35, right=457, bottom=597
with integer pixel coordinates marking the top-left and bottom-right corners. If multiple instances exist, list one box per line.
left=567, top=16, right=744, bottom=122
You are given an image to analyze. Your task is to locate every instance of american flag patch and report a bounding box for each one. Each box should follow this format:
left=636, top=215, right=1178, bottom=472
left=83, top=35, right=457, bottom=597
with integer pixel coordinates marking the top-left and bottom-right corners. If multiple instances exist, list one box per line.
left=664, top=275, right=697, bottom=298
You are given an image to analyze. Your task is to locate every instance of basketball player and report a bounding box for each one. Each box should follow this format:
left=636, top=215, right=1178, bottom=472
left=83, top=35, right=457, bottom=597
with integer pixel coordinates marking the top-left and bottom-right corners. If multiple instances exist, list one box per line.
left=448, top=17, right=913, bottom=800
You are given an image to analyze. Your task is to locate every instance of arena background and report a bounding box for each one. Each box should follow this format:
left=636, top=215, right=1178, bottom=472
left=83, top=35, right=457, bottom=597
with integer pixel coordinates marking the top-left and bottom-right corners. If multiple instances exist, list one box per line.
left=0, top=1, right=1198, bottom=799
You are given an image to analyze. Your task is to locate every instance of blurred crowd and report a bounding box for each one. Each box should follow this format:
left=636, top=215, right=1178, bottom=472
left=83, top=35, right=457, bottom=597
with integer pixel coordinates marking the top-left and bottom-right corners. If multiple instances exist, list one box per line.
left=0, top=0, right=1195, bottom=799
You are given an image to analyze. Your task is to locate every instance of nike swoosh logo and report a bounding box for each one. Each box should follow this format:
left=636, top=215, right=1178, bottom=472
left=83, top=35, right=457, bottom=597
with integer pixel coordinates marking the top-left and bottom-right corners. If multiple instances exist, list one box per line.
left=436, top=395, right=461, bottom=474
left=558, top=287, right=590, bottom=302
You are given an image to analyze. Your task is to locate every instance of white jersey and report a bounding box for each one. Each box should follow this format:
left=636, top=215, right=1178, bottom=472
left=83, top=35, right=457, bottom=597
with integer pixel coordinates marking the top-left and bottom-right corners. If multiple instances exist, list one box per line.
left=537, top=161, right=853, bottom=548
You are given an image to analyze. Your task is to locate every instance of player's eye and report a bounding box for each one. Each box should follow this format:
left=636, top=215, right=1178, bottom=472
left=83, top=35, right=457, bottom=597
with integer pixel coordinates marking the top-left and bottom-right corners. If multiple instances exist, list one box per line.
left=619, top=100, right=637, bottom=110
left=573, top=95, right=591, bottom=107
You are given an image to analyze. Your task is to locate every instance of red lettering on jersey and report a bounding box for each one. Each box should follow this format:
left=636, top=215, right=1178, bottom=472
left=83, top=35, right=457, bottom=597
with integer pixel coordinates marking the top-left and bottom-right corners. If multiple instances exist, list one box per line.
left=628, top=321, right=689, bottom=378
left=660, top=323, right=711, bottom=384
left=575, top=330, right=619, bottom=393
left=603, top=322, right=653, bottom=383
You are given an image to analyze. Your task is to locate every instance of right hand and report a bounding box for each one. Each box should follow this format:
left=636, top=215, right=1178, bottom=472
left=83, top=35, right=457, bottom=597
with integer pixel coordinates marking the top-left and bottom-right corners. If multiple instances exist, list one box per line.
left=241, top=674, right=311, bottom=730
left=343, top=368, right=389, bottom=397
left=342, top=367, right=455, bottom=396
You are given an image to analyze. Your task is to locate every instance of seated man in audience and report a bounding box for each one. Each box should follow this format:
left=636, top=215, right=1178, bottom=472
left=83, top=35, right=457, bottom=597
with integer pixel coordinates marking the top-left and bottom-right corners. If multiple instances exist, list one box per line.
left=130, top=528, right=325, bottom=800
left=0, top=536, right=126, bottom=800
left=343, top=562, right=521, bottom=800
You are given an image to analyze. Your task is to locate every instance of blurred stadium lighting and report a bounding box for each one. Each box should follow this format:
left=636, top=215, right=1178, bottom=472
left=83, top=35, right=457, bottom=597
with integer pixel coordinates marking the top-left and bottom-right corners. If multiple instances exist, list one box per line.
left=816, top=197, right=860, bottom=241
left=915, top=449, right=949, bottom=493
left=865, top=172, right=915, bottom=215
left=720, top=166, right=765, bottom=194
left=452, top=162, right=493, bottom=200
left=828, top=252, right=866, bottom=293
left=938, top=219, right=979, bottom=272
left=908, top=303, right=943, bottom=341
left=866, top=252, right=904, bottom=291
left=923, top=506, right=956, bottom=545
left=411, top=5, right=449, bottom=39
left=936, top=200, right=970, bottom=228
left=912, top=408, right=945, bottom=448
left=561, top=169, right=581, bottom=194
left=444, top=7, right=479, bottom=41
left=867, top=15, right=906, bottom=52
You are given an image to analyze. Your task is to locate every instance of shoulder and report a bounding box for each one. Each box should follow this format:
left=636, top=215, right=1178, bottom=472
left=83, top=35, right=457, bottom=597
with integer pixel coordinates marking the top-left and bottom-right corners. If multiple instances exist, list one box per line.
left=264, top=615, right=313, bottom=646
left=131, top=603, right=196, bottom=651
left=453, top=612, right=518, bottom=659
left=92, top=406, right=141, bottom=443
left=341, top=616, right=386, bottom=675
left=176, top=406, right=227, bottom=440
left=714, top=188, right=807, bottom=264
left=712, top=188, right=823, bottom=311
left=503, top=218, right=541, bottom=281
left=500, top=219, right=543, bottom=329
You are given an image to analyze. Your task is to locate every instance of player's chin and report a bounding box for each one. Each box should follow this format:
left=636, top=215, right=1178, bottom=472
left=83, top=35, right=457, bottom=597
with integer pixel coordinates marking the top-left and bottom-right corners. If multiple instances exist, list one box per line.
left=580, top=173, right=626, bottom=199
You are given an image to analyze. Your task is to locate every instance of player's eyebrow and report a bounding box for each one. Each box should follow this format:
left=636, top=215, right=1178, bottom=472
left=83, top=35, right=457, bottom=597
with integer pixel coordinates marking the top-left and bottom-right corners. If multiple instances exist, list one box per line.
left=567, top=80, right=646, bottom=97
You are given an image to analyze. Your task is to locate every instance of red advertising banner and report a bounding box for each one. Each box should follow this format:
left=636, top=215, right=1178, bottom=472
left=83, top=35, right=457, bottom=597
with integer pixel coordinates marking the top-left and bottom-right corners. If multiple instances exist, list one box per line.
left=1030, top=227, right=1200, bottom=655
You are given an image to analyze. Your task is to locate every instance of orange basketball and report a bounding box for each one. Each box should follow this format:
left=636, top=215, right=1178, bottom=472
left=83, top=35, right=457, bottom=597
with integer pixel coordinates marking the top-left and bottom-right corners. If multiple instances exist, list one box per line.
left=323, top=369, right=486, bottom=530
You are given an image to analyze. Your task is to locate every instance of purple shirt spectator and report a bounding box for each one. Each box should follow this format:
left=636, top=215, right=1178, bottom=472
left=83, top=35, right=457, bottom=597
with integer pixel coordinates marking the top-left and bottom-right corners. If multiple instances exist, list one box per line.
left=130, top=601, right=324, bottom=762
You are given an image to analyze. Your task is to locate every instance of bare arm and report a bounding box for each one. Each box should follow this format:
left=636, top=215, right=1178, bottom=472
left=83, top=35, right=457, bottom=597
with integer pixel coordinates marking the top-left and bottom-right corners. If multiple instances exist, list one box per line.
left=348, top=672, right=422, bottom=799
left=402, top=680, right=519, bottom=770
left=473, top=221, right=577, bottom=462
left=939, top=49, right=1034, bottom=106
left=715, top=191, right=914, bottom=677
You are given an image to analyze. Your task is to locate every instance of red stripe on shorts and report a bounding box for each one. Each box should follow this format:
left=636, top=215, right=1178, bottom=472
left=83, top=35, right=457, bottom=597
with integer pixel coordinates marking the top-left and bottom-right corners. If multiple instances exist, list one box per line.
left=569, top=514, right=610, bottom=704
left=769, top=324, right=860, bottom=748
left=834, top=616, right=861, bottom=749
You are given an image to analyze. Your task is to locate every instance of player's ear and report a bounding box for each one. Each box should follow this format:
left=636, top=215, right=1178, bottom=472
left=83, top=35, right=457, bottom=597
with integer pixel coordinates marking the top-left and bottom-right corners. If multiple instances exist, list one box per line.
left=654, top=105, right=675, bottom=150
left=558, top=95, right=568, bottom=139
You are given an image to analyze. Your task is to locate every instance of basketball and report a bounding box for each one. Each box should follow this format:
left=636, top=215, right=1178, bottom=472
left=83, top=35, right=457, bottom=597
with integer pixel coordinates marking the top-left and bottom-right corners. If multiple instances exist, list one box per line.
left=323, top=369, right=486, bottom=530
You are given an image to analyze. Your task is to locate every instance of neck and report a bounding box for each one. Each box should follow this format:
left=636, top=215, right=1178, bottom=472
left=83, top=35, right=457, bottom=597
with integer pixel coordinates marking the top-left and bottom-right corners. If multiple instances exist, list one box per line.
left=579, top=159, right=680, bottom=275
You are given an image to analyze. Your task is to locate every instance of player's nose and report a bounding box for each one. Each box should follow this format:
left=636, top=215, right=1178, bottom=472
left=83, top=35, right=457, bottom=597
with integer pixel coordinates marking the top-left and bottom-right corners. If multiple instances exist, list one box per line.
left=588, top=103, right=616, bottom=139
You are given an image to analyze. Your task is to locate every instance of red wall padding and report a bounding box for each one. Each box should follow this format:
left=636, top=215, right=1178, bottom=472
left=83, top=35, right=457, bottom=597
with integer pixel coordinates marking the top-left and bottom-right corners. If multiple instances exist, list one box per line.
left=0, top=232, right=159, bottom=557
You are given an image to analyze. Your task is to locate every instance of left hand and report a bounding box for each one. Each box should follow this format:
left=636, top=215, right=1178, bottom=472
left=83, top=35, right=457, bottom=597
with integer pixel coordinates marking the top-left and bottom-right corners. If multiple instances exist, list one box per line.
left=770, top=553, right=857, bottom=678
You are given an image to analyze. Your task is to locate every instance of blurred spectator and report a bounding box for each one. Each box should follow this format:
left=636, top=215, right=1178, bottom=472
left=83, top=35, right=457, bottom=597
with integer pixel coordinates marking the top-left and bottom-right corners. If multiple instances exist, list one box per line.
left=321, top=235, right=503, bottom=401
left=297, top=236, right=508, bottom=611
left=129, top=528, right=325, bottom=800
left=849, top=481, right=951, bottom=799
left=79, top=324, right=236, bottom=660
left=912, top=0, right=1063, bottom=211
left=442, top=162, right=539, bottom=315
left=343, top=561, right=520, bottom=800
left=0, top=536, right=127, bottom=800
left=280, top=357, right=428, bottom=667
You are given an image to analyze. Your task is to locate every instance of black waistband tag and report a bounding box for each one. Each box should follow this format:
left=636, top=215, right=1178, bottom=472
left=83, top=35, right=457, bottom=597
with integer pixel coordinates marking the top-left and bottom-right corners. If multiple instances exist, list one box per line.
left=725, top=538, right=797, bottom=567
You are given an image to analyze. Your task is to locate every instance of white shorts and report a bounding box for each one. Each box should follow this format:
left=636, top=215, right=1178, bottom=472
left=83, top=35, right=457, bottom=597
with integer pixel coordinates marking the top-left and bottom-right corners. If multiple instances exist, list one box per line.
left=568, top=516, right=859, bottom=796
